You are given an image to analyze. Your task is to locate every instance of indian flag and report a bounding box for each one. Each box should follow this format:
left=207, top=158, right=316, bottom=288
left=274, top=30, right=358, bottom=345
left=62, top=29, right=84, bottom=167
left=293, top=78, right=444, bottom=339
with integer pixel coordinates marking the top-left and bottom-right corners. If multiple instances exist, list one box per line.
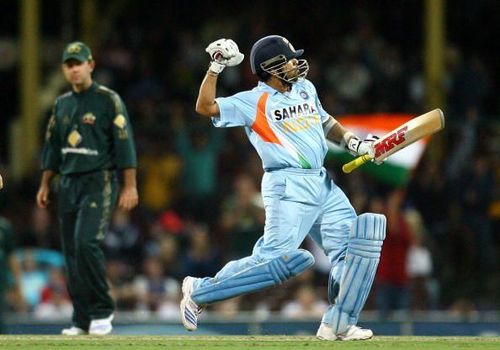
left=327, top=113, right=428, bottom=187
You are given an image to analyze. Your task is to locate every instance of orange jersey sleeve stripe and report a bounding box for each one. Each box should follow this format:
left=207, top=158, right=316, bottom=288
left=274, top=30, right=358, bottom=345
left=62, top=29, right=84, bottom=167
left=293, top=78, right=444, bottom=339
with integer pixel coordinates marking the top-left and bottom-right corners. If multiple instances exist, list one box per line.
left=251, top=92, right=282, bottom=145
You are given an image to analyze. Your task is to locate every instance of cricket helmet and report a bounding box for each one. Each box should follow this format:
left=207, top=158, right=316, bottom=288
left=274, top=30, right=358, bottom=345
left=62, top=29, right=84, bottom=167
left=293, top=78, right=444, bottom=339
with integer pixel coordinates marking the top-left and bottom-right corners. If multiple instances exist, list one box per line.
left=250, top=35, right=308, bottom=82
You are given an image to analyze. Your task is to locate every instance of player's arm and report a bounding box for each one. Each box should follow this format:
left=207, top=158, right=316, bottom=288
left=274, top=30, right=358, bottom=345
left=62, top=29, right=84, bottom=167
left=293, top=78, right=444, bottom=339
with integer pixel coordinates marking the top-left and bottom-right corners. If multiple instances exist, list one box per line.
left=196, top=71, right=220, bottom=117
left=323, top=115, right=378, bottom=158
left=37, top=106, right=62, bottom=208
left=109, top=93, right=139, bottom=211
left=195, top=38, right=244, bottom=118
left=37, top=170, right=56, bottom=208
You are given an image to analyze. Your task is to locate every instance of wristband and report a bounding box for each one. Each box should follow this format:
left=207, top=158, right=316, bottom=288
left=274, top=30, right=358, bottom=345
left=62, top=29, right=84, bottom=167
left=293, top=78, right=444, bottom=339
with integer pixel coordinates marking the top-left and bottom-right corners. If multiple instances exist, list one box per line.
left=208, top=61, right=225, bottom=74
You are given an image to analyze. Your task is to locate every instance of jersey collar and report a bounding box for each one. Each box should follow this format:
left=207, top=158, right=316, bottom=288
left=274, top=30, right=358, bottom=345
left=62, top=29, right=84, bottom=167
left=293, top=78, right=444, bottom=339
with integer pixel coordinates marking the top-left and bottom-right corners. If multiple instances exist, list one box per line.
left=256, top=80, right=302, bottom=96
left=256, top=81, right=281, bottom=95
left=73, top=81, right=98, bottom=97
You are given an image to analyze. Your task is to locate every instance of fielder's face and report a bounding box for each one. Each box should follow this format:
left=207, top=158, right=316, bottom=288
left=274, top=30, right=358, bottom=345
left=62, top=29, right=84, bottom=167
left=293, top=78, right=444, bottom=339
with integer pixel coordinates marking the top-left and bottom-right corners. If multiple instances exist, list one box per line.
left=62, top=59, right=94, bottom=86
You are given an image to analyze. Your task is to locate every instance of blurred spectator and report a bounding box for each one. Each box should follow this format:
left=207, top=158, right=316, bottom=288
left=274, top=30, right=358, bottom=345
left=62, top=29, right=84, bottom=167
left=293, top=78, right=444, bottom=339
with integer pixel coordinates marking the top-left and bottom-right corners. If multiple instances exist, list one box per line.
left=448, top=298, right=479, bottom=321
left=374, top=191, right=413, bottom=318
left=405, top=209, right=436, bottom=311
left=446, top=52, right=490, bottom=180
left=156, top=281, right=181, bottom=320
left=107, top=260, right=137, bottom=311
left=451, top=155, right=496, bottom=304
left=219, top=173, right=265, bottom=259
left=34, top=267, right=72, bottom=319
left=212, top=296, right=242, bottom=320
left=143, top=211, right=184, bottom=280
left=326, top=50, right=372, bottom=112
left=0, top=216, right=26, bottom=333
left=104, top=208, right=143, bottom=269
left=180, top=222, right=222, bottom=279
left=18, top=206, right=59, bottom=250
left=133, top=256, right=179, bottom=314
left=19, top=250, right=48, bottom=310
left=280, top=285, right=328, bottom=320
left=139, top=146, right=182, bottom=213
left=157, top=235, right=183, bottom=280
left=172, top=112, right=225, bottom=225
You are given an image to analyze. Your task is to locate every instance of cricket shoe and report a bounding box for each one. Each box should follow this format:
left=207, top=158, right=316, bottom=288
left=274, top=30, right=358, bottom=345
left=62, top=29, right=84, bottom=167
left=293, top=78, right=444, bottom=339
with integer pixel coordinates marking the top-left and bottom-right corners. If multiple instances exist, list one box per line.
left=61, top=326, right=88, bottom=336
left=89, top=314, right=114, bottom=335
left=316, top=323, right=373, bottom=341
left=180, top=276, right=204, bottom=331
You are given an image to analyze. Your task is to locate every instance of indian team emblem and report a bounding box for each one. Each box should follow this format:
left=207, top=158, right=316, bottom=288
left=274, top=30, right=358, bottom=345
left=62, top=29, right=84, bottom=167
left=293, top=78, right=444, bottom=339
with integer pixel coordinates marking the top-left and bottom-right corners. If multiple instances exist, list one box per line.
left=67, top=130, right=82, bottom=147
left=113, top=114, right=127, bottom=129
left=300, top=90, right=309, bottom=100
left=82, top=113, right=96, bottom=125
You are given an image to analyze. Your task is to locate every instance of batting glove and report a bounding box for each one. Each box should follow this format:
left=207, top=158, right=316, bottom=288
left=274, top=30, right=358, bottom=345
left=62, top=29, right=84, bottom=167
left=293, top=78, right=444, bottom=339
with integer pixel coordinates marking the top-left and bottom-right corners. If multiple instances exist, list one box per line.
left=206, top=39, right=244, bottom=74
left=345, top=133, right=380, bottom=160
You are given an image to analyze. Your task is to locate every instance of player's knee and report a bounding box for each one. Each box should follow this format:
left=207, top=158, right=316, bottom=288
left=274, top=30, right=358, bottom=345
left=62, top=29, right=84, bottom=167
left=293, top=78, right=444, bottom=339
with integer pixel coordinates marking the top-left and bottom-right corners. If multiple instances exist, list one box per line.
left=349, top=213, right=386, bottom=257
left=352, top=213, right=386, bottom=241
left=287, top=249, right=315, bottom=274
left=269, top=249, right=314, bottom=284
left=75, top=235, right=98, bottom=253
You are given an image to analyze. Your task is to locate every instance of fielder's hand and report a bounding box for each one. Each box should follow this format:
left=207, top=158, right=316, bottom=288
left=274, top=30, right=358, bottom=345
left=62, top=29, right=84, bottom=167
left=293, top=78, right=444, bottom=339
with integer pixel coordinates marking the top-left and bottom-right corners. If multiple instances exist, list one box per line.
left=0, top=174, right=3, bottom=190
left=206, top=38, right=244, bottom=74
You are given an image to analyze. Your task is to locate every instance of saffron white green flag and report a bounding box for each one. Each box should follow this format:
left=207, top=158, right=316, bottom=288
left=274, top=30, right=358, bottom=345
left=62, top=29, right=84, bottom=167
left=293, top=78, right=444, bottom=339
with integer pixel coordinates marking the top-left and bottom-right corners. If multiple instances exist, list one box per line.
left=327, top=113, right=428, bottom=187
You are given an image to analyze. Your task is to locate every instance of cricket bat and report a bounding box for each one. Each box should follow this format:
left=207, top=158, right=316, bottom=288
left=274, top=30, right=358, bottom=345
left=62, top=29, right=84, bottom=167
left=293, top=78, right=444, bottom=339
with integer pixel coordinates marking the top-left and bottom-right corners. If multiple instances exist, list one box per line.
left=342, top=109, right=445, bottom=173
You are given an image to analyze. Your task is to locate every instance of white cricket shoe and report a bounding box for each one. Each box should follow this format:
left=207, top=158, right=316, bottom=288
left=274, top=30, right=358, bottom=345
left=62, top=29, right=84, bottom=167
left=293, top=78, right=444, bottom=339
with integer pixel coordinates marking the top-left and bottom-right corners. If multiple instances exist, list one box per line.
left=180, top=276, right=204, bottom=331
left=316, top=323, right=373, bottom=341
left=61, top=326, right=88, bottom=336
left=89, top=314, right=114, bottom=335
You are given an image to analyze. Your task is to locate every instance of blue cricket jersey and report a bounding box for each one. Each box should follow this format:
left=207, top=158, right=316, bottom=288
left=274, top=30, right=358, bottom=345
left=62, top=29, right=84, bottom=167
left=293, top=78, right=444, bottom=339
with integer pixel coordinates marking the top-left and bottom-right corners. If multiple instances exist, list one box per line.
left=213, top=78, right=330, bottom=170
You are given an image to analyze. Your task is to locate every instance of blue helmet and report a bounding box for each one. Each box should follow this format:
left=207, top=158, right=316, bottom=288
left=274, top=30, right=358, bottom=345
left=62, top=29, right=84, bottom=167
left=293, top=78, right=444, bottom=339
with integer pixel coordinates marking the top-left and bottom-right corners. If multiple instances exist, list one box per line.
left=250, top=35, right=308, bottom=82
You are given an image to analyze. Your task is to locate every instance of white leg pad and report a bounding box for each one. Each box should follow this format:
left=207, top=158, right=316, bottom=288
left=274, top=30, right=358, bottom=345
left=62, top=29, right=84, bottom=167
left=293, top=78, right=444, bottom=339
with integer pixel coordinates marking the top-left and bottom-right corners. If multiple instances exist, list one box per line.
left=326, top=213, right=386, bottom=334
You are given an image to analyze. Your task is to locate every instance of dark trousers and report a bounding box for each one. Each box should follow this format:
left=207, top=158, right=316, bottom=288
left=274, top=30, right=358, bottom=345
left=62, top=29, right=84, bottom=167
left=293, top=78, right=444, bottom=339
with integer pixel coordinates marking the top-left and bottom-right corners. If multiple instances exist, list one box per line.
left=58, top=170, right=118, bottom=329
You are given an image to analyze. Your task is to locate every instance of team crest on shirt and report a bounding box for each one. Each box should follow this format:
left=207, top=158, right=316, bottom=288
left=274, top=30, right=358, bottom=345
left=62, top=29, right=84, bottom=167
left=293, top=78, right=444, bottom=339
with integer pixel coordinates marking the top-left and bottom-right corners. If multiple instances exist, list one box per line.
left=113, top=114, right=127, bottom=129
left=299, top=90, right=309, bottom=100
left=82, top=113, right=96, bottom=125
left=67, top=130, right=82, bottom=147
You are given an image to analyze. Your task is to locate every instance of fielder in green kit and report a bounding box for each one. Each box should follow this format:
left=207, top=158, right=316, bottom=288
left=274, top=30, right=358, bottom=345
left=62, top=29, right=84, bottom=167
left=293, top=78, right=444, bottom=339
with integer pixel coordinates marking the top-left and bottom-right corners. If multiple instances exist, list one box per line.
left=36, top=41, right=138, bottom=336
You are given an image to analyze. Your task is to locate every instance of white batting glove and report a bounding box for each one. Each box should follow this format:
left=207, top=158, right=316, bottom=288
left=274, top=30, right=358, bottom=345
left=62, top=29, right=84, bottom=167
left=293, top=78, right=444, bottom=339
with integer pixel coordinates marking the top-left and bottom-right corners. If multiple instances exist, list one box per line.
left=345, top=133, right=380, bottom=162
left=206, top=39, right=244, bottom=74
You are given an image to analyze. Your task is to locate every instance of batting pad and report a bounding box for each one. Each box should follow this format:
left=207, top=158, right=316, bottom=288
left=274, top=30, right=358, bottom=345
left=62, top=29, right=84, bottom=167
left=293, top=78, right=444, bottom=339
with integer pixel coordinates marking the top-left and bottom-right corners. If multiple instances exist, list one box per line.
left=191, top=249, right=314, bottom=304
left=327, top=213, right=386, bottom=334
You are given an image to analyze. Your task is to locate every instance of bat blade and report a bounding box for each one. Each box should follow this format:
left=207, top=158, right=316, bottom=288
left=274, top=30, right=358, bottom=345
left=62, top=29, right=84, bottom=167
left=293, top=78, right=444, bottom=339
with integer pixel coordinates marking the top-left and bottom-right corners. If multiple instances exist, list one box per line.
left=342, top=109, right=445, bottom=173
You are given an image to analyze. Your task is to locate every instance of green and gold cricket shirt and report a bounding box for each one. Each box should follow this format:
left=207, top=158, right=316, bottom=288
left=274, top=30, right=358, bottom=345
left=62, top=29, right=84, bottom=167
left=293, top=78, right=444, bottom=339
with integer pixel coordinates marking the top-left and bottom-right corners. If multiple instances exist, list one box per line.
left=41, top=82, right=137, bottom=175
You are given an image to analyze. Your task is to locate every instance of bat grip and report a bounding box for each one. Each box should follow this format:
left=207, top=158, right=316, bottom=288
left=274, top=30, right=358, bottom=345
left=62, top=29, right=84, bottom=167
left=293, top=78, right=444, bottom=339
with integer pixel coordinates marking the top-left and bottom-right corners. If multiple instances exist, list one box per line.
left=342, top=154, right=373, bottom=174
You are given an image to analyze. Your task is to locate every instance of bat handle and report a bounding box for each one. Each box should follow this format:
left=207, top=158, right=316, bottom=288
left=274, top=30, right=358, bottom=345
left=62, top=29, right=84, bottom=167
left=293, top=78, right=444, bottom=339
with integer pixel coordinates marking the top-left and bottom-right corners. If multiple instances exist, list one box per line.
left=342, top=154, right=373, bottom=174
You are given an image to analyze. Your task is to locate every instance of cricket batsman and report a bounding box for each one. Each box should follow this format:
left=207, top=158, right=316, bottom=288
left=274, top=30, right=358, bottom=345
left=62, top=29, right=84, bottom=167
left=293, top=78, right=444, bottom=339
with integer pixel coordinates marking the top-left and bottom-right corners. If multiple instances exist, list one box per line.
left=181, top=35, right=386, bottom=341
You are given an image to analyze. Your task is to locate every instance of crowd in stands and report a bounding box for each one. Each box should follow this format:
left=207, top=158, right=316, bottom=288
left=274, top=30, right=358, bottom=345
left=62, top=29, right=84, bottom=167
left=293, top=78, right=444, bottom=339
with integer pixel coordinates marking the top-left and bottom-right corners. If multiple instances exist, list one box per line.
left=0, top=2, right=498, bottom=321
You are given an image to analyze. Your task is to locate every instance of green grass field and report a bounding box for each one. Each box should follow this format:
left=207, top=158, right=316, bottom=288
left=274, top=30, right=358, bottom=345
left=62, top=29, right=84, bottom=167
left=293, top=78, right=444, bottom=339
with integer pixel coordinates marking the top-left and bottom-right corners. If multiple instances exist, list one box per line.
left=0, top=336, right=499, bottom=350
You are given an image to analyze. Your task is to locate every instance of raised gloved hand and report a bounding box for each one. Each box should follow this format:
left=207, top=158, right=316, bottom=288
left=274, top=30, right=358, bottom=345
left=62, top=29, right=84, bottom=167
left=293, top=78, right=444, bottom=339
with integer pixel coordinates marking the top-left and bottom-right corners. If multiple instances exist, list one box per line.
left=206, top=38, right=244, bottom=74
left=345, top=133, right=382, bottom=164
